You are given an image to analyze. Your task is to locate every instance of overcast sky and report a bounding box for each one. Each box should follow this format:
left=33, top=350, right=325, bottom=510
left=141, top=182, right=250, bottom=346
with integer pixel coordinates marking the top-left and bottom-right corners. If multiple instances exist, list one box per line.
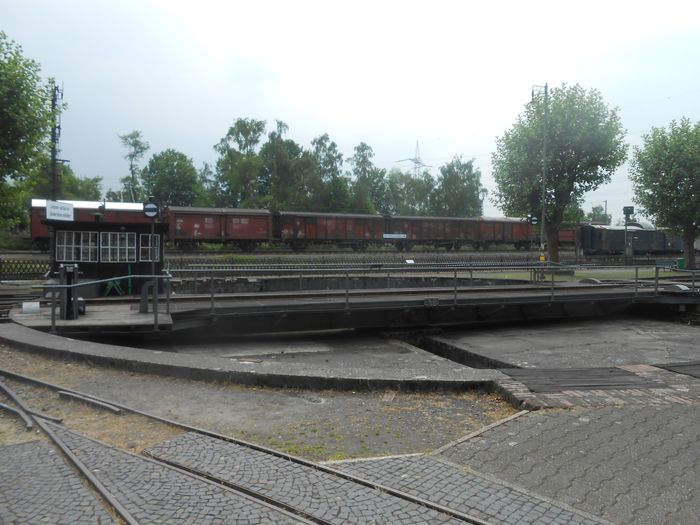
left=4, top=0, right=700, bottom=222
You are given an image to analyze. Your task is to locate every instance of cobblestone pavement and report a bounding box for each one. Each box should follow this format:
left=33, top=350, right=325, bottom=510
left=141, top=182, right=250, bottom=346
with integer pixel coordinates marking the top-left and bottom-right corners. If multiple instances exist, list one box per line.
left=498, top=364, right=700, bottom=409
left=0, top=440, right=115, bottom=525
left=146, top=432, right=465, bottom=525
left=43, top=422, right=312, bottom=525
left=438, top=404, right=700, bottom=525
left=333, top=454, right=606, bottom=524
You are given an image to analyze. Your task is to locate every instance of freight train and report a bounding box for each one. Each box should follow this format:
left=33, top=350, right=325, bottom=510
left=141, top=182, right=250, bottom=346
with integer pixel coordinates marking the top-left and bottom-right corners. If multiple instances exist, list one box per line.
left=32, top=199, right=685, bottom=255
left=31, top=200, right=549, bottom=252
left=578, top=224, right=684, bottom=255
left=164, top=207, right=575, bottom=251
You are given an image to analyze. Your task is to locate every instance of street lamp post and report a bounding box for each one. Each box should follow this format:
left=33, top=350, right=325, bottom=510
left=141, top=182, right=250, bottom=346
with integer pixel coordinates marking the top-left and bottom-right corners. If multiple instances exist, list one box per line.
left=532, top=83, right=549, bottom=261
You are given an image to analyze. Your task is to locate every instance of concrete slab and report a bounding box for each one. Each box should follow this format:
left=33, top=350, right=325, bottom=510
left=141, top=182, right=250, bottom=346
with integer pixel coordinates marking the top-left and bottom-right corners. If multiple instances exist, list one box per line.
left=0, top=323, right=504, bottom=391
left=138, top=332, right=484, bottom=383
left=429, top=316, right=700, bottom=368
left=9, top=303, right=172, bottom=332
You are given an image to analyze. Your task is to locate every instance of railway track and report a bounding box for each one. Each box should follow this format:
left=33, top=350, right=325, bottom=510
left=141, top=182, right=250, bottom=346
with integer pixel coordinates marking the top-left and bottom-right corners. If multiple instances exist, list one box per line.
left=0, top=367, right=490, bottom=525
left=0, top=283, right=40, bottom=321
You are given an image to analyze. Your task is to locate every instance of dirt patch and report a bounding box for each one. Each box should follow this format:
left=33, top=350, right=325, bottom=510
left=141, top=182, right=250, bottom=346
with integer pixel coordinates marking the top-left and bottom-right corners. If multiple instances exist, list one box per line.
left=0, top=343, right=516, bottom=461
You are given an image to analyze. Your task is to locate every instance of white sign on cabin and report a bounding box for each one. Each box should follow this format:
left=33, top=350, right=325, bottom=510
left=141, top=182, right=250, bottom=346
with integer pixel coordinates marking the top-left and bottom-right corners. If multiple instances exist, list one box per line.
left=46, top=200, right=74, bottom=221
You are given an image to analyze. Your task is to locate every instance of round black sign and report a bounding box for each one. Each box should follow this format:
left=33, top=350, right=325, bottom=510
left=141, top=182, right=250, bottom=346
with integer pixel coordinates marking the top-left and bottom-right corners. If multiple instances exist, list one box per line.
left=143, top=202, right=159, bottom=218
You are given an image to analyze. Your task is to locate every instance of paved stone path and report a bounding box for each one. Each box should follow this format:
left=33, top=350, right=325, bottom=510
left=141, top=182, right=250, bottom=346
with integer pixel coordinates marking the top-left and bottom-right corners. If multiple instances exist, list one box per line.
left=438, top=404, right=700, bottom=525
left=146, top=432, right=465, bottom=524
left=0, top=440, right=115, bottom=525
left=333, top=454, right=606, bottom=524
left=43, top=422, right=312, bottom=525
left=498, top=363, right=700, bottom=409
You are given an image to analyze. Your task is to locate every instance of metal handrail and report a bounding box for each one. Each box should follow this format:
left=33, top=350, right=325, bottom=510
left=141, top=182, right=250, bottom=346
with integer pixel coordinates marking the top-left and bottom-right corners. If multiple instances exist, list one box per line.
left=33, top=264, right=692, bottom=331
left=167, top=263, right=670, bottom=315
left=38, top=273, right=172, bottom=333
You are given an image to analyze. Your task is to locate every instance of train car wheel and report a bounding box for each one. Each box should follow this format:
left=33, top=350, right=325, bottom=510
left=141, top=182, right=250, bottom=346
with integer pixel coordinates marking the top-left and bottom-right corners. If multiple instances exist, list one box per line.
left=238, top=241, right=257, bottom=252
left=176, top=240, right=197, bottom=252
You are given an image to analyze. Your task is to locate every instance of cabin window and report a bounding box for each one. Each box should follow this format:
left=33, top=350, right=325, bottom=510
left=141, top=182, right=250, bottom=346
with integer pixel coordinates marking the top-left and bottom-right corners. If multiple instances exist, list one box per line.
left=139, top=234, right=161, bottom=262
left=100, top=232, right=136, bottom=262
left=56, top=231, right=98, bottom=262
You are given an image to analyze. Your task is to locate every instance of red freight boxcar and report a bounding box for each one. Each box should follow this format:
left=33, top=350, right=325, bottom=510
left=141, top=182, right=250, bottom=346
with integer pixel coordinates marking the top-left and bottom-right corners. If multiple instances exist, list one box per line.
left=557, top=227, right=577, bottom=247
left=386, top=216, right=480, bottom=250
left=275, top=211, right=384, bottom=251
left=165, top=207, right=272, bottom=251
left=475, top=217, right=535, bottom=250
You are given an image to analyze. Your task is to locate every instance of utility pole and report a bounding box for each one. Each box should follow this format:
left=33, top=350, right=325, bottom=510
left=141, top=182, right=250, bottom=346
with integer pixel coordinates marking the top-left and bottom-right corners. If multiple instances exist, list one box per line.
left=49, top=82, right=62, bottom=200
left=532, top=83, right=548, bottom=261
left=48, top=81, right=67, bottom=271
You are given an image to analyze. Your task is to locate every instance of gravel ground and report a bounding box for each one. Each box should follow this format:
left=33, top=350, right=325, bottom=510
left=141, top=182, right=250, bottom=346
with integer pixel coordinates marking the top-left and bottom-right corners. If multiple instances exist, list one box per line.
left=0, top=343, right=515, bottom=461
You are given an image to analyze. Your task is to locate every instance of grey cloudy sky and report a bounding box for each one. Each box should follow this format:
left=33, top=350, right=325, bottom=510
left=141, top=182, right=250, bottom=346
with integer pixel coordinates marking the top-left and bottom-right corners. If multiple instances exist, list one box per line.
left=4, top=0, right=700, bottom=221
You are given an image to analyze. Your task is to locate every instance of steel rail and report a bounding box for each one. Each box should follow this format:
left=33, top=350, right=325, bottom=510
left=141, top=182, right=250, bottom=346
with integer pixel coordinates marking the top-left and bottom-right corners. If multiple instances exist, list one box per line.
left=0, top=401, right=33, bottom=429
left=0, top=367, right=491, bottom=525
left=0, top=372, right=329, bottom=525
left=34, top=417, right=143, bottom=525
left=57, top=390, right=122, bottom=414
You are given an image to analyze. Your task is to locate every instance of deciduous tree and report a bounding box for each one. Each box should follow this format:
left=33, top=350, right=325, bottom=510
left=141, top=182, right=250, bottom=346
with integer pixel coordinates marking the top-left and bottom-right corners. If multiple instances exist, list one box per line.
left=213, top=118, right=266, bottom=207
left=631, top=118, right=700, bottom=268
left=309, top=133, right=350, bottom=212
left=584, top=204, right=611, bottom=225
left=141, top=149, right=202, bottom=206
left=0, top=32, right=55, bottom=182
left=492, top=83, right=627, bottom=261
left=118, top=130, right=149, bottom=201
left=349, top=142, right=387, bottom=213
left=430, top=156, right=484, bottom=217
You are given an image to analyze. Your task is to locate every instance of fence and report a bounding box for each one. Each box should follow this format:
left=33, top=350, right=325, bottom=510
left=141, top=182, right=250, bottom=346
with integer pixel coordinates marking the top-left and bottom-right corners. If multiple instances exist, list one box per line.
left=0, top=259, right=50, bottom=280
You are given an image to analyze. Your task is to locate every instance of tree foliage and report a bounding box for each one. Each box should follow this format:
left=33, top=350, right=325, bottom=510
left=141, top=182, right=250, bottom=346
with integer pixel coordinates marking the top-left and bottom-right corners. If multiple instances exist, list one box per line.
left=492, top=83, right=627, bottom=261
left=213, top=118, right=266, bottom=207
left=631, top=118, right=700, bottom=268
left=431, top=157, right=484, bottom=217
left=25, top=155, right=102, bottom=201
left=207, top=118, right=490, bottom=218
left=309, top=134, right=351, bottom=212
left=0, top=31, right=55, bottom=182
left=259, top=121, right=317, bottom=211
left=349, top=142, right=388, bottom=213
left=584, top=204, right=611, bottom=225
left=141, top=149, right=202, bottom=206
left=117, top=130, right=149, bottom=201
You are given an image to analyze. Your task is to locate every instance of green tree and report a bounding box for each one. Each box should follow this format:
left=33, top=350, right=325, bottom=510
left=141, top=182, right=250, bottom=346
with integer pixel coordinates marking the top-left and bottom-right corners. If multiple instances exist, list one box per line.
left=584, top=204, right=611, bottom=224
left=196, top=162, right=216, bottom=207
left=25, top=155, right=102, bottom=201
left=385, top=168, right=436, bottom=215
left=141, top=149, right=202, bottom=206
left=259, top=121, right=314, bottom=210
left=118, top=130, right=149, bottom=201
left=492, top=83, right=627, bottom=261
left=349, top=142, right=387, bottom=213
left=2, top=157, right=101, bottom=235
left=309, top=133, right=350, bottom=211
left=631, top=118, right=700, bottom=269
left=213, top=118, right=266, bottom=207
left=0, top=32, right=59, bottom=237
left=0, top=32, right=55, bottom=182
left=430, top=156, right=484, bottom=217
